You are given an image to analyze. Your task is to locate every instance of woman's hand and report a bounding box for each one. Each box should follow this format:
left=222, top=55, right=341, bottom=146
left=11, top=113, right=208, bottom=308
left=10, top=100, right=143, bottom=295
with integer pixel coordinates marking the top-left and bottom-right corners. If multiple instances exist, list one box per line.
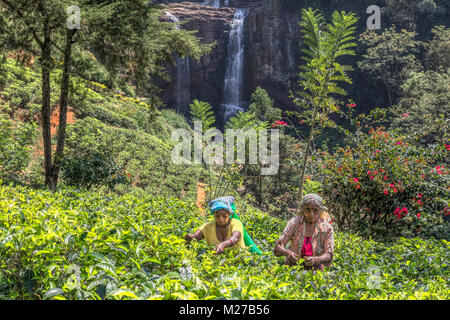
left=304, top=256, right=321, bottom=267
left=184, top=230, right=204, bottom=244
left=184, top=233, right=194, bottom=243
left=214, top=241, right=229, bottom=254
left=286, top=251, right=301, bottom=265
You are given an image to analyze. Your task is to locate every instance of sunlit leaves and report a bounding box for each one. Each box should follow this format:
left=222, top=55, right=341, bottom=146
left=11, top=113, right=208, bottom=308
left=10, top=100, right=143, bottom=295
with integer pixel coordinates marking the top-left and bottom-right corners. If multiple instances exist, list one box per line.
left=0, top=184, right=448, bottom=300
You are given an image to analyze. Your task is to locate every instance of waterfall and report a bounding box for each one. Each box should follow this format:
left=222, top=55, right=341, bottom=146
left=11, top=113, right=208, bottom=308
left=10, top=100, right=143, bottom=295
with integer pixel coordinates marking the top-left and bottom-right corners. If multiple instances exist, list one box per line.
left=165, top=12, right=191, bottom=112
left=222, top=8, right=247, bottom=121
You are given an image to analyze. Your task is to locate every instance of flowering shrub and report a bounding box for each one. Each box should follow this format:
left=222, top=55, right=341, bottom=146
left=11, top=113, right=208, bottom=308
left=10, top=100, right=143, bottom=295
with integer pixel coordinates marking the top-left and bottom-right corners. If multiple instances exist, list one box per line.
left=319, top=128, right=449, bottom=239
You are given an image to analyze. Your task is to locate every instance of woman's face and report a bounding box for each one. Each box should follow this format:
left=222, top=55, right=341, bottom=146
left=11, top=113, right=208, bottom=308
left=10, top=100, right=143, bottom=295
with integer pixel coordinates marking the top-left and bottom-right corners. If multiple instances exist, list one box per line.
left=303, top=203, right=321, bottom=223
left=214, top=209, right=230, bottom=226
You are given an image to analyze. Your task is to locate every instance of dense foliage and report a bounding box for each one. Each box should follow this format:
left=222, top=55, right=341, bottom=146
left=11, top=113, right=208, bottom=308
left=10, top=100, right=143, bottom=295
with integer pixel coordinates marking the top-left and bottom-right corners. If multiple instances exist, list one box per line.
left=0, top=184, right=448, bottom=300
left=319, top=127, right=449, bottom=239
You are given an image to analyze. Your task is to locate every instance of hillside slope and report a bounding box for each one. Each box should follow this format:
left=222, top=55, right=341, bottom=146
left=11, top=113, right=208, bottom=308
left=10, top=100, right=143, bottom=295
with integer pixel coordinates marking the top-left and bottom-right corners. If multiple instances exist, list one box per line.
left=0, top=57, right=206, bottom=200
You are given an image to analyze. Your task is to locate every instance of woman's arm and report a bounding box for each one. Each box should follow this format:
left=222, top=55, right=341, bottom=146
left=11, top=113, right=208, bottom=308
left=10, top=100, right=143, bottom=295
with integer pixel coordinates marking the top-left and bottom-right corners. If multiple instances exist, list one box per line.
left=214, top=231, right=241, bottom=254
left=274, top=217, right=299, bottom=262
left=184, top=229, right=204, bottom=243
left=304, top=252, right=332, bottom=266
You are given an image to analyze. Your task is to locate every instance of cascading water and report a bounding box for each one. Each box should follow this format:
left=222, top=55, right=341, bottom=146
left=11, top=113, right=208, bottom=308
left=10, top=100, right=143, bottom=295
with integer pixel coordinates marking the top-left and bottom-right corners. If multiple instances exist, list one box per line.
left=222, top=8, right=247, bottom=122
left=165, top=12, right=191, bottom=112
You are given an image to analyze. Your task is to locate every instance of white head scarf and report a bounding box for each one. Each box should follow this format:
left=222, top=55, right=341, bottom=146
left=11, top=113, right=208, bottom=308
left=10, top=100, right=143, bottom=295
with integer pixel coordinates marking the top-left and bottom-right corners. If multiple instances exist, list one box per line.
left=299, top=193, right=327, bottom=212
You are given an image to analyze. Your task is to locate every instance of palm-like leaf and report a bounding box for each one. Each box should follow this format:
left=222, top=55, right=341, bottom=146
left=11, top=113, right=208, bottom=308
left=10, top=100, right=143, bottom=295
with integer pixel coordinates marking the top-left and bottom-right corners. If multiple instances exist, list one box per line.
left=189, top=99, right=216, bottom=133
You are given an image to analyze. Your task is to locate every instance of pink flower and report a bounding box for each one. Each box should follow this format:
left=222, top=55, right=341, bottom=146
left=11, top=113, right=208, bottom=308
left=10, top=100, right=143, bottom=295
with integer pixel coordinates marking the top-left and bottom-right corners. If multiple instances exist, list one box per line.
left=417, top=213, right=421, bottom=218
left=353, top=178, right=359, bottom=182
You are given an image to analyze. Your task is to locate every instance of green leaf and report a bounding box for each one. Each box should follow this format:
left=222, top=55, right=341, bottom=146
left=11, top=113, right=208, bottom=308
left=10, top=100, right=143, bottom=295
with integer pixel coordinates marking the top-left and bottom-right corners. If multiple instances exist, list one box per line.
left=43, top=288, right=64, bottom=300
left=111, top=289, right=138, bottom=300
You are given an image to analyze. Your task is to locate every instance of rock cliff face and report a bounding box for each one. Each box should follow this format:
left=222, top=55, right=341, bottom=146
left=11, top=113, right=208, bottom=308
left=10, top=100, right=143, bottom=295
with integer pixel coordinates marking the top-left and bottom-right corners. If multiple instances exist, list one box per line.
left=159, top=0, right=447, bottom=120
left=160, top=0, right=303, bottom=121
left=159, top=0, right=385, bottom=120
left=160, top=2, right=235, bottom=119
left=243, top=0, right=302, bottom=109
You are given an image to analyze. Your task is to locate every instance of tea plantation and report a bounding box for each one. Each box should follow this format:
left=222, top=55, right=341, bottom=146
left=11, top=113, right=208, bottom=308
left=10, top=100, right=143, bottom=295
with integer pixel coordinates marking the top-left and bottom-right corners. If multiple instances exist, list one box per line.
left=0, top=183, right=448, bottom=300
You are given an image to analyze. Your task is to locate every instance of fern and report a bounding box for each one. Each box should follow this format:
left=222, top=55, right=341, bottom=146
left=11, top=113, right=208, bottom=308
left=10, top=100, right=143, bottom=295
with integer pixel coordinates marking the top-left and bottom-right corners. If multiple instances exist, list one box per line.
left=189, top=99, right=216, bottom=133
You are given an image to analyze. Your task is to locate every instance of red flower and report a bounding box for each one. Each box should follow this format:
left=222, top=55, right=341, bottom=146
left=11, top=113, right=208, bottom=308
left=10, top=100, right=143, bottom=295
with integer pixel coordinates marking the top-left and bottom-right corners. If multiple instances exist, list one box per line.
left=389, top=184, right=395, bottom=188
left=384, top=189, right=389, bottom=195
left=384, top=175, right=388, bottom=181
left=393, top=188, right=398, bottom=193
left=417, top=213, right=421, bottom=218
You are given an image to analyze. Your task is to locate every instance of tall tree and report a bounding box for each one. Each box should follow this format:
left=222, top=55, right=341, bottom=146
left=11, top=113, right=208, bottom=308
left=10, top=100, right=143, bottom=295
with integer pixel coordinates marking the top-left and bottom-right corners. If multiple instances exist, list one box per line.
left=293, top=8, right=357, bottom=203
left=0, top=0, right=211, bottom=189
left=358, top=26, right=422, bottom=107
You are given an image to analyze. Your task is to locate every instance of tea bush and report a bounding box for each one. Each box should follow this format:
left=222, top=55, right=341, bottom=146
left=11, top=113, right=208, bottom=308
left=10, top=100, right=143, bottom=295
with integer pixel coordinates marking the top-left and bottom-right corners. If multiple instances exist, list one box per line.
left=63, top=117, right=206, bottom=200
left=0, top=184, right=447, bottom=300
left=0, top=114, right=37, bottom=183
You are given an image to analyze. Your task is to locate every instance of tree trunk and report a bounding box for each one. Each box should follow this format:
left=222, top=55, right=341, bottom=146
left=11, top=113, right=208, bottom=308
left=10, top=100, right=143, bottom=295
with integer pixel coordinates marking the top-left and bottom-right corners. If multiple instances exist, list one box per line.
left=41, top=20, right=53, bottom=188
left=49, top=29, right=75, bottom=190
left=297, top=102, right=319, bottom=207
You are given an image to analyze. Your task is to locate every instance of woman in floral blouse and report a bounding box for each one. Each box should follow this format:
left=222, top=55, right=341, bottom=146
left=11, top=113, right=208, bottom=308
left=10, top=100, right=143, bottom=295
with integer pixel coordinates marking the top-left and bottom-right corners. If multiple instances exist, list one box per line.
left=274, top=193, right=334, bottom=270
